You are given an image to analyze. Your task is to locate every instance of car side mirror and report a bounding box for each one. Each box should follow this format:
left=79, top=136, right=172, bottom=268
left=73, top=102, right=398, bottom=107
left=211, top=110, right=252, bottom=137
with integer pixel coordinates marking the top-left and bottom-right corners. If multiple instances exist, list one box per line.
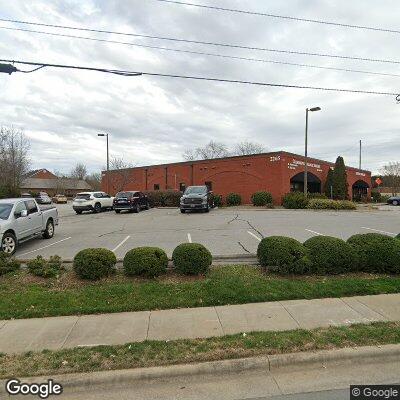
left=15, top=210, right=28, bottom=218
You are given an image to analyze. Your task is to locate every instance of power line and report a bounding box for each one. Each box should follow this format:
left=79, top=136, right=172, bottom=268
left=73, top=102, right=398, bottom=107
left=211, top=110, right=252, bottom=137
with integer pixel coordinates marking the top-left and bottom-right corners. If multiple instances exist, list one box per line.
left=1, top=59, right=398, bottom=99
left=152, top=0, right=400, bottom=35
left=2, top=25, right=400, bottom=78
left=1, top=18, right=400, bottom=65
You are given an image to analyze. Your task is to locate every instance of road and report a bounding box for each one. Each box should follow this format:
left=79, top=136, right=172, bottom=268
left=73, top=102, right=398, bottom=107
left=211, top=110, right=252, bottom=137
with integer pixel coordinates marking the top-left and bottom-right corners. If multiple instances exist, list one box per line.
left=14, top=204, right=400, bottom=259
left=39, top=358, right=400, bottom=400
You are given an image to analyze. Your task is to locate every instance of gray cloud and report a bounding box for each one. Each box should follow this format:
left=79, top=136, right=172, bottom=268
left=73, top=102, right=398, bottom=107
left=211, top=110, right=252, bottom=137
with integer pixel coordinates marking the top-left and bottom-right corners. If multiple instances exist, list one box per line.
left=0, top=0, right=399, bottom=174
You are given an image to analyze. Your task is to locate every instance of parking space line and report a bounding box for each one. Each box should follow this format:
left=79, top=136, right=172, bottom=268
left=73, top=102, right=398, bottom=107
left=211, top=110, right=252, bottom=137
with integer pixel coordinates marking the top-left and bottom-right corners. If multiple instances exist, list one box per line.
left=361, top=227, right=396, bottom=236
left=187, top=233, right=192, bottom=243
left=112, top=236, right=131, bottom=253
left=247, top=231, right=261, bottom=241
left=19, top=237, right=72, bottom=257
left=305, top=229, right=323, bottom=236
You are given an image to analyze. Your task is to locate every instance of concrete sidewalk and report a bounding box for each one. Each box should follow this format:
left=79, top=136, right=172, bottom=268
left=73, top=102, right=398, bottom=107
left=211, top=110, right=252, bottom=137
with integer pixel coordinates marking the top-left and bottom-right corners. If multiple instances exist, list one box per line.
left=0, top=293, right=399, bottom=354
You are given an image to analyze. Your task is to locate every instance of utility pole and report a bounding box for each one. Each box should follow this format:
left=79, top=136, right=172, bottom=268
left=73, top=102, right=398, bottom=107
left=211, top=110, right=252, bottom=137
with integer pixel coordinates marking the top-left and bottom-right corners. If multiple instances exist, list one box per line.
left=359, top=140, right=362, bottom=170
left=304, top=107, right=321, bottom=196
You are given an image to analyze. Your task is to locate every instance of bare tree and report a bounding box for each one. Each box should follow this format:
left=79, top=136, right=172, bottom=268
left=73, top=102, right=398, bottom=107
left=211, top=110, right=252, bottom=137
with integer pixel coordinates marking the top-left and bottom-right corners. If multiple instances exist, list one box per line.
left=380, top=162, right=400, bottom=195
left=182, top=148, right=196, bottom=161
left=0, top=126, right=30, bottom=196
left=85, top=172, right=102, bottom=191
left=109, top=157, right=135, bottom=192
left=233, top=141, right=266, bottom=156
left=70, top=163, right=87, bottom=180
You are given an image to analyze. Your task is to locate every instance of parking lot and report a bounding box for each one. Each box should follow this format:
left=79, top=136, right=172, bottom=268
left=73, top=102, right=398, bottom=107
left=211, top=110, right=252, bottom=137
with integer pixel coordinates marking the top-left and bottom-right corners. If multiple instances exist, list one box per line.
left=13, top=203, right=400, bottom=260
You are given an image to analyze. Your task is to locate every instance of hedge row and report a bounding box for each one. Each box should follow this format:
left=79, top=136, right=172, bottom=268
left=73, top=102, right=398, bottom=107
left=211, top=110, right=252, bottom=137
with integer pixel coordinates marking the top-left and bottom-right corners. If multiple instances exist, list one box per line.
left=283, top=192, right=356, bottom=210
left=71, top=243, right=212, bottom=280
left=257, top=233, right=400, bottom=275
left=143, top=190, right=181, bottom=207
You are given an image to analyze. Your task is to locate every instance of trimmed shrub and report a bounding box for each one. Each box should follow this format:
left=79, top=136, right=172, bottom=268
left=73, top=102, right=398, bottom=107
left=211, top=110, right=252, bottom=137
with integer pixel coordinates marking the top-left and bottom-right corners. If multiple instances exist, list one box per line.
left=27, top=255, right=63, bottom=278
left=213, top=194, right=223, bottom=207
left=251, top=191, right=273, bottom=206
left=306, top=199, right=357, bottom=210
left=226, top=193, right=242, bottom=206
left=397, top=233, right=400, bottom=239
left=282, top=192, right=308, bottom=209
left=304, top=236, right=358, bottom=274
left=123, top=247, right=168, bottom=278
left=73, top=248, right=117, bottom=280
left=371, top=191, right=381, bottom=203
left=347, top=233, right=400, bottom=273
left=172, top=243, right=212, bottom=275
left=143, top=190, right=181, bottom=207
left=308, top=193, right=328, bottom=200
left=0, top=253, right=20, bottom=275
left=257, top=236, right=310, bottom=274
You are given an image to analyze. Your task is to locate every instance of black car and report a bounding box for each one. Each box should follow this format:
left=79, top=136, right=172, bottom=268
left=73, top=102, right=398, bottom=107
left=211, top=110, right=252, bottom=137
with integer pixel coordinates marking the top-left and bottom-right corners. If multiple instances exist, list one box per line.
left=387, top=196, right=400, bottom=206
left=180, top=185, right=214, bottom=213
left=113, top=191, right=149, bottom=213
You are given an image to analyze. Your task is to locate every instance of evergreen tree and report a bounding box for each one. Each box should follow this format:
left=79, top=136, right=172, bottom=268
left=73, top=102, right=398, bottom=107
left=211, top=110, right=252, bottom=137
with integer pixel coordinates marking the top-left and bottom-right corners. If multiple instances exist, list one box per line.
left=332, top=156, right=349, bottom=200
left=324, top=168, right=334, bottom=198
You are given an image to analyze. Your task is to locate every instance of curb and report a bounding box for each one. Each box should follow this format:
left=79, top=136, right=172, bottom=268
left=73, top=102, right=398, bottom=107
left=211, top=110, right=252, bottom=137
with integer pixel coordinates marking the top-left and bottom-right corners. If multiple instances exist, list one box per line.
left=18, top=254, right=259, bottom=267
left=1, top=344, right=398, bottom=393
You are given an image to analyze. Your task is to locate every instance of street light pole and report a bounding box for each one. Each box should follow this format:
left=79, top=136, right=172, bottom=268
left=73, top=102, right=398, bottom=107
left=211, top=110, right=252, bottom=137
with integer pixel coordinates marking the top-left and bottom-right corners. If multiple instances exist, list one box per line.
left=98, top=133, right=109, bottom=193
left=304, top=107, right=321, bottom=197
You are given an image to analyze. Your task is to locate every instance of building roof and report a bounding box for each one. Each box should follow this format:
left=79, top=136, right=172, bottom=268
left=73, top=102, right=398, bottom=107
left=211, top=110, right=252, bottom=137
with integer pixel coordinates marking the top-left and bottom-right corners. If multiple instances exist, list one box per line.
left=24, top=168, right=57, bottom=179
left=20, top=178, right=92, bottom=191
left=103, top=150, right=371, bottom=174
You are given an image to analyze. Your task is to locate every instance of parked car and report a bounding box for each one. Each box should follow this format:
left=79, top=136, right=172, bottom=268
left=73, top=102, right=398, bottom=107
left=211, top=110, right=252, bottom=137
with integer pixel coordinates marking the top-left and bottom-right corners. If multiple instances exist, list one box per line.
left=20, top=193, right=33, bottom=198
left=0, top=198, right=59, bottom=255
left=72, top=192, right=114, bottom=214
left=113, top=191, right=150, bottom=213
left=36, top=192, right=52, bottom=205
left=387, top=196, right=400, bottom=206
left=180, top=185, right=214, bottom=213
left=52, top=194, right=68, bottom=204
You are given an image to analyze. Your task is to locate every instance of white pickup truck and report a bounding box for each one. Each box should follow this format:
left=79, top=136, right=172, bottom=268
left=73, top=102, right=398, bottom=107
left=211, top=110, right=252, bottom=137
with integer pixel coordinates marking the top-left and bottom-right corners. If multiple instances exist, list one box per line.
left=0, top=198, right=59, bottom=255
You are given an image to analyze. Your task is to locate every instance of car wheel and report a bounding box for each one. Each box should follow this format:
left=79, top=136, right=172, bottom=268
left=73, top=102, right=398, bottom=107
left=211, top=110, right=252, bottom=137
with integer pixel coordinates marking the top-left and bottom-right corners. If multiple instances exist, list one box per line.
left=393, top=200, right=399, bottom=206
left=204, top=205, right=210, bottom=213
left=43, top=220, right=54, bottom=239
left=75, top=210, right=82, bottom=215
left=115, top=210, right=121, bottom=214
left=180, top=209, right=186, bottom=213
left=94, top=203, right=102, bottom=213
left=145, top=202, right=150, bottom=210
left=135, top=203, right=140, bottom=213
left=1, top=232, right=17, bottom=255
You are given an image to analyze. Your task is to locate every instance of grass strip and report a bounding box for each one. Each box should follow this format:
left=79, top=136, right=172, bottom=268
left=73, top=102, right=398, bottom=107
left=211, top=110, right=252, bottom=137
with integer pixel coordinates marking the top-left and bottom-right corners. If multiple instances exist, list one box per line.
left=0, top=321, right=399, bottom=379
left=1, top=265, right=399, bottom=319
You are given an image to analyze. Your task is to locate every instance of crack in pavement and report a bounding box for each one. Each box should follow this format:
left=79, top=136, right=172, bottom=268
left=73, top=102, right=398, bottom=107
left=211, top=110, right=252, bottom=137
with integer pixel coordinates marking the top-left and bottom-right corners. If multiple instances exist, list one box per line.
left=228, top=214, right=265, bottom=239
left=237, top=241, right=251, bottom=254
left=98, top=224, right=126, bottom=237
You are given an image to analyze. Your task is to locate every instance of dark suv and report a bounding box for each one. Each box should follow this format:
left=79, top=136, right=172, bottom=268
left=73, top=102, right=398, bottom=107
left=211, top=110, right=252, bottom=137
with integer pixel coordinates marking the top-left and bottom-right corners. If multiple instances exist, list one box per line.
left=180, top=186, right=214, bottom=213
left=113, top=191, right=149, bottom=213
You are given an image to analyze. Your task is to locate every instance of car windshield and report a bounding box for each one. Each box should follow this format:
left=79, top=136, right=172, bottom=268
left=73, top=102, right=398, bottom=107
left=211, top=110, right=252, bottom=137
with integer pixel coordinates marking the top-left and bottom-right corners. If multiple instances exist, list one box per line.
left=75, top=194, right=91, bottom=200
left=0, top=204, right=13, bottom=220
left=184, top=187, right=207, bottom=195
left=116, top=192, right=134, bottom=198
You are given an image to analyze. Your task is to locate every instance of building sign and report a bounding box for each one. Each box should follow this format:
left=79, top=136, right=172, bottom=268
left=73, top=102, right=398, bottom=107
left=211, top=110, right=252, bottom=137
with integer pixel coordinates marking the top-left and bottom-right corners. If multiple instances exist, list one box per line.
left=287, top=159, right=322, bottom=171
left=356, top=172, right=366, bottom=177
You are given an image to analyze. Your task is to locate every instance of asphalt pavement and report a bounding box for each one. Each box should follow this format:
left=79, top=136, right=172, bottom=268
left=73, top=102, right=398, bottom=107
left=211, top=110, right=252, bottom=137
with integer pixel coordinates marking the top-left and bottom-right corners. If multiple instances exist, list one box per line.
left=13, top=203, right=400, bottom=259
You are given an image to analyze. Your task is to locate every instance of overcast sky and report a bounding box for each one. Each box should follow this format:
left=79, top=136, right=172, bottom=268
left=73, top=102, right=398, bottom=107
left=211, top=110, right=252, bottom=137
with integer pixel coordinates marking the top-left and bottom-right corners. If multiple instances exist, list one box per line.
left=0, top=0, right=399, bottom=175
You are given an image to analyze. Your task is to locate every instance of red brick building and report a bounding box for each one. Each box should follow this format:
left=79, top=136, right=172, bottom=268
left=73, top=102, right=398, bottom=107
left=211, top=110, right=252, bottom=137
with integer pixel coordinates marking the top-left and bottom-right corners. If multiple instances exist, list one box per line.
left=101, top=151, right=371, bottom=204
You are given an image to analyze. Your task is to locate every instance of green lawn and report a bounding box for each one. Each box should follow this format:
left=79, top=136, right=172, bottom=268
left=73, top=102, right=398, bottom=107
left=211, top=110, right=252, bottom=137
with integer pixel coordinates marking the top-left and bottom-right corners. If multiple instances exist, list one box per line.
left=1, top=265, right=399, bottom=319
left=0, top=322, right=399, bottom=378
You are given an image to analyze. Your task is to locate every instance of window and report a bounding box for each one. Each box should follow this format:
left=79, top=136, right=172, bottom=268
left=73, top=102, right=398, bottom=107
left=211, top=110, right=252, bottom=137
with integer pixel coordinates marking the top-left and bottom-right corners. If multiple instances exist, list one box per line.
left=205, top=181, right=212, bottom=191
left=25, top=200, right=38, bottom=214
left=179, top=183, right=186, bottom=192
left=154, top=184, right=160, bottom=191
left=0, top=204, right=13, bottom=220
left=94, top=193, right=102, bottom=198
